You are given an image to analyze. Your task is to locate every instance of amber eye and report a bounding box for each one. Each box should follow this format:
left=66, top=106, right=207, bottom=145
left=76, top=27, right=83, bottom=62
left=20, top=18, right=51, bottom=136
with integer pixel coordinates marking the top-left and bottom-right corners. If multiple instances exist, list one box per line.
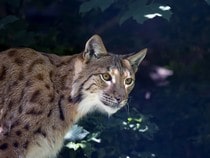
left=101, top=73, right=112, bottom=81
left=125, top=78, right=133, bottom=85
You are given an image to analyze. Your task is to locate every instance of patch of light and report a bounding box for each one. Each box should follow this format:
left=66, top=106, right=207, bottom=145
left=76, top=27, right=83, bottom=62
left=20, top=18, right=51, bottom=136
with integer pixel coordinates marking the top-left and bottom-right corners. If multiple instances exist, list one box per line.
left=149, top=66, right=173, bottom=83
left=159, top=5, right=171, bottom=11
left=122, top=121, right=127, bottom=125
left=129, top=124, right=134, bottom=128
left=145, top=91, right=151, bottom=100
left=144, top=13, right=162, bottom=19
left=64, top=125, right=89, bottom=141
left=139, top=125, right=148, bottom=132
left=157, top=67, right=173, bottom=77
left=151, top=153, right=156, bottom=157
left=91, top=137, right=101, bottom=143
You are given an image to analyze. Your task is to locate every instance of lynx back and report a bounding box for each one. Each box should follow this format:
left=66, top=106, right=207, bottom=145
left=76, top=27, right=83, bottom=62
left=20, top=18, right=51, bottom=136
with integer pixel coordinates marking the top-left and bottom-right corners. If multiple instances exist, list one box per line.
left=0, top=35, right=147, bottom=158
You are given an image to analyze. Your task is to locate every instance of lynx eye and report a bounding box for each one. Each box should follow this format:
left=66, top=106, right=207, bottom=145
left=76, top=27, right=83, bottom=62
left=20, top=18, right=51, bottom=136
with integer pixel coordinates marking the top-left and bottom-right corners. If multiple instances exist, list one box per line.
left=125, top=78, right=133, bottom=85
left=101, top=73, right=112, bottom=81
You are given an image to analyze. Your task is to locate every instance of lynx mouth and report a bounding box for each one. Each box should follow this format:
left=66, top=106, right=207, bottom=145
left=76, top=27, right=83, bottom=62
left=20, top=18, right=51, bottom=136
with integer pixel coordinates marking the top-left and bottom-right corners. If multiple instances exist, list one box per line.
left=101, top=99, right=120, bottom=109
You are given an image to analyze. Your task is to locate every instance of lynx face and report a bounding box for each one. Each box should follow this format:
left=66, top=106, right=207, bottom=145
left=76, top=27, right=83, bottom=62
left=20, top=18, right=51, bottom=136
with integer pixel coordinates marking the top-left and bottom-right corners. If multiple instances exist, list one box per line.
left=81, top=59, right=135, bottom=115
left=73, top=35, right=147, bottom=116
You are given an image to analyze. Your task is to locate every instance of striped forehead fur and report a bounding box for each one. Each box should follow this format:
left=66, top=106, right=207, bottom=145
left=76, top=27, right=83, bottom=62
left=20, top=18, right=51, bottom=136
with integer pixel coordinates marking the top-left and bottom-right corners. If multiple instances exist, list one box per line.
left=87, top=53, right=131, bottom=75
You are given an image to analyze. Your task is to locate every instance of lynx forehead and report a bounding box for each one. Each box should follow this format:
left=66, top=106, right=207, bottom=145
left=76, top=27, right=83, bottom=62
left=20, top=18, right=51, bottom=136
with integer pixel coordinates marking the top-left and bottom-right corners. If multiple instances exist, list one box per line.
left=0, top=34, right=147, bottom=158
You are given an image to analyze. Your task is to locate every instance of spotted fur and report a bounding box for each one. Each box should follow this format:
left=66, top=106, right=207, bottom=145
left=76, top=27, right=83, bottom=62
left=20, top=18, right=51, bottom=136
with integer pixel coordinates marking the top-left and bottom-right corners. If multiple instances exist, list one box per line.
left=0, top=35, right=147, bottom=158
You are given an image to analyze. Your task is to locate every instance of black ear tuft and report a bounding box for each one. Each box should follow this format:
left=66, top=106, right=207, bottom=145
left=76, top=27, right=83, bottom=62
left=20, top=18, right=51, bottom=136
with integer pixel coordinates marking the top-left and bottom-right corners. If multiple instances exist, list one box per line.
left=83, top=35, right=108, bottom=62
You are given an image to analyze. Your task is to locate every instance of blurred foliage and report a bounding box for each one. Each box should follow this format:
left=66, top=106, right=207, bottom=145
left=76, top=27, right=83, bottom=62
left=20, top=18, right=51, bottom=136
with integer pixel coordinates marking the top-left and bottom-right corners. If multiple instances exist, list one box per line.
left=80, top=0, right=115, bottom=12
left=61, top=110, right=158, bottom=158
left=0, top=15, right=18, bottom=29
left=80, top=0, right=172, bottom=24
left=139, top=83, right=210, bottom=158
left=205, top=0, right=210, bottom=5
left=0, top=0, right=210, bottom=158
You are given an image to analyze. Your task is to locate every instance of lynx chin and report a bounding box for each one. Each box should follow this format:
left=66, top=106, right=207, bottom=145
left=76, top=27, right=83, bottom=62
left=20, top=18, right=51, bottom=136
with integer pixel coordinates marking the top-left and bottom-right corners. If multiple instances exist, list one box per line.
left=0, top=35, right=147, bottom=158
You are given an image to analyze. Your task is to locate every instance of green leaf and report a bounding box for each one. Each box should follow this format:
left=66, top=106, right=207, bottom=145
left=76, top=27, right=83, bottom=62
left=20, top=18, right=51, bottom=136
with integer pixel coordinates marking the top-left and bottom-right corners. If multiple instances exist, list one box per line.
left=120, top=1, right=172, bottom=24
left=79, top=0, right=115, bottom=13
left=66, top=142, right=86, bottom=150
left=0, top=16, right=19, bottom=30
left=134, top=118, right=143, bottom=123
left=127, top=117, right=132, bottom=122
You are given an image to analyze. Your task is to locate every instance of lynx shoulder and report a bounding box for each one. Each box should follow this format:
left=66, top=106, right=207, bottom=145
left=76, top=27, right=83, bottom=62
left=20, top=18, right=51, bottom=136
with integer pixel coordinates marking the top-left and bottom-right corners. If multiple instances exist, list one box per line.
left=0, top=35, right=147, bottom=158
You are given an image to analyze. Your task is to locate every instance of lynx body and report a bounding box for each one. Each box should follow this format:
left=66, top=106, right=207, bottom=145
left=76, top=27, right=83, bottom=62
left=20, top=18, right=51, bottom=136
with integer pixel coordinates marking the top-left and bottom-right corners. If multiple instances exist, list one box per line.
left=0, top=35, right=147, bottom=158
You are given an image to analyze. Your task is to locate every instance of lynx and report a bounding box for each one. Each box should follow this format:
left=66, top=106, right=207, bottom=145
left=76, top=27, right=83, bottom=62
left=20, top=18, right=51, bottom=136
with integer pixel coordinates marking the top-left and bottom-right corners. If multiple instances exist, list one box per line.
left=0, top=35, right=147, bottom=158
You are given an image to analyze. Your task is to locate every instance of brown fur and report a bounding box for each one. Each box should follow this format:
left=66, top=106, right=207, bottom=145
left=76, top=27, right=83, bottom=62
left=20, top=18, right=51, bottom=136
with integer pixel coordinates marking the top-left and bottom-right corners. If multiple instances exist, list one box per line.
left=0, top=35, right=147, bottom=158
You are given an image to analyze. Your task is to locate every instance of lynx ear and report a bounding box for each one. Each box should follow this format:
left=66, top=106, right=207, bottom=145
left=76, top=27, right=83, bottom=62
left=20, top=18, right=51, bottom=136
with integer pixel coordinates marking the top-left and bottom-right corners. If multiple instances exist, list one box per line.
left=83, top=35, right=108, bottom=62
left=126, top=48, right=147, bottom=72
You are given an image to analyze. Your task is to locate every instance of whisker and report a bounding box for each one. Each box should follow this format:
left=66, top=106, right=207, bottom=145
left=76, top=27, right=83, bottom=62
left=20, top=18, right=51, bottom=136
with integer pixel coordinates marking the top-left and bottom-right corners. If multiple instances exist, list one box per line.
left=125, top=96, right=133, bottom=114
left=126, top=102, right=130, bottom=114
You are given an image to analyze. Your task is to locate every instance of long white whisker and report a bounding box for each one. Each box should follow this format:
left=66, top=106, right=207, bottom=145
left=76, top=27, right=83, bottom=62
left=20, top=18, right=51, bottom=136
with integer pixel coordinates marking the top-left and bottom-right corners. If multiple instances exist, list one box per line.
left=125, top=96, right=133, bottom=114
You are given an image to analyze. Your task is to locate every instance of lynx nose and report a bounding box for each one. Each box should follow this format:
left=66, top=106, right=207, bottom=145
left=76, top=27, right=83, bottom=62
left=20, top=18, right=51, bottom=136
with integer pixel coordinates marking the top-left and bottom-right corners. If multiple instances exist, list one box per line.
left=115, top=97, right=127, bottom=107
left=115, top=95, right=125, bottom=104
left=115, top=97, right=122, bottom=103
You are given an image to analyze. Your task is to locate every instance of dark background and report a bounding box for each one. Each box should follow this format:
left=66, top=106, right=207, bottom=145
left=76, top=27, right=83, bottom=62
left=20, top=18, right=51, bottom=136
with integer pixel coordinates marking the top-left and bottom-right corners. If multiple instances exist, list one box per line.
left=0, top=0, right=210, bottom=158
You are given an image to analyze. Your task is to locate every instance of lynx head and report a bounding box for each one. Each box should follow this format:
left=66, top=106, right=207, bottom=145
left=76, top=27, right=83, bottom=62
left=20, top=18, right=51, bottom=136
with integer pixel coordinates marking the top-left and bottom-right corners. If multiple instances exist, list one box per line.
left=72, top=35, right=147, bottom=117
